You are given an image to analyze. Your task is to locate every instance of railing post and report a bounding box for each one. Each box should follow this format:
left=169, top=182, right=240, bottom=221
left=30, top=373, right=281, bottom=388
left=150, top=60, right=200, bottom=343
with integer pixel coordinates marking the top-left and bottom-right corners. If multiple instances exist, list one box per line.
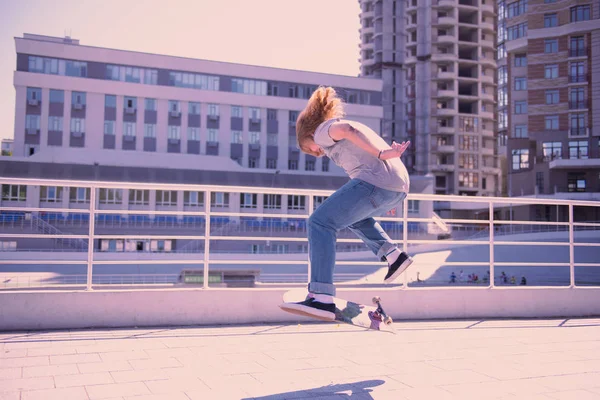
left=307, top=194, right=314, bottom=286
left=86, top=186, right=96, bottom=291
left=569, top=204, right=575, bottom=288
left=403, top=196, right=409, bottom=288
left=203, top=191, right=211, bottom=289
left=489, top=202, right=495, bottom=288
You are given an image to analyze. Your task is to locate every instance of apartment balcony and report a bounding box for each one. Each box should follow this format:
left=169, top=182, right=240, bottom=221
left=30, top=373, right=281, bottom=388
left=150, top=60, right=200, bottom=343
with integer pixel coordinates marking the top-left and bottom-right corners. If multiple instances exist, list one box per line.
left=432, top=144, right=456, bottom=153
left=434, top=35, right=456, bottom=45
left=481, top=20, right=495, bottom=32
left=480, top=39, right=495, bottom=50
left=569, top=75, right=587, bottom=84
left=549, top=157, right=600, bottom=170
left=482, top=128, right=495, bottom=137
left=436, top=70, right=458, bottom=80
left=431, top=163, right=456, bottom=172
left=481, top=146, right=494, bottom=155
left=362, top=25, right=375, bottom=35
left=437, top=125, right=455, bottom=134
left=480, top=0, right=496, bottom=15
left=435, top=107, right=456, bottom=116
left=480, top=110, right=494, bottom=120
left=360, top=10, right=375, bottom=20
left=436, top=88, right=457, bottom=98
left=569, top=100, right=588, bottom=110
left=481, top=74, right=494, bottom=84
left=436, top=0, right=457, bottom=8
left=482, top=165, right=501, bottom=175
left=435, top=16, right=457, bottom=26
left=569, top=48, right=587, bottom=58
left=481, top=92, right=495, bottom=102
left=569, top=127, right=590, bottom=138
left=432, top=52, right=457, bottom=62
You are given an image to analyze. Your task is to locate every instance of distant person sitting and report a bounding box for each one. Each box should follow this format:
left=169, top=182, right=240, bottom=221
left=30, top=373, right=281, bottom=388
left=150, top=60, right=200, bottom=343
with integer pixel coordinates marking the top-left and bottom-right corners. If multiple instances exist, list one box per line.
left=520, top=276, right=527, bottom=285
left=510, top=276, right=516, bottom=285
left=449, top=272, right=456, bottom=283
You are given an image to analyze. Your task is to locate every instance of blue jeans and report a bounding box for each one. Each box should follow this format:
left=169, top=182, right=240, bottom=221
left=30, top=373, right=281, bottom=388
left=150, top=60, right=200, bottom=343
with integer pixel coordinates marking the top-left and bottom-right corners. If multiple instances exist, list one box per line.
left=307, top=179, right=407, bottom=296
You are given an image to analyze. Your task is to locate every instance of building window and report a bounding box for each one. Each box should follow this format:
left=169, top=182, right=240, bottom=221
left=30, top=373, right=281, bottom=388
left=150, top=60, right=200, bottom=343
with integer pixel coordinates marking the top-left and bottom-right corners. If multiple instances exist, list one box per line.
left=545, top=115, right=559, bottom=130
left=570, top=87, right=586, bottom=109
left=70, top=118, right=85, bottom=133
left=72, top=91, right=86, bottom=107
left=514, top=125, right=528, bottom=138
left=507, top=0, right=527, bottom=18
left=249, top=132, right=260, bottom=144
left=144, top=124, right=156, bottom=138
left=305, top=159, right=315, bottom=171
left=69, top=187, right=90, bottom=203
left=514, top=77, right=527, bottom=91
left=570, top=36, right=585, bottom=57
left=231, top=131, right=242, bottom=144
left=264, top=194, right=282, bottom=209
left=99, top=189, right=123, bottom=204
left=288, top=159, right=298, bottom=170
left=187, top=127, right=200, bottom=141
left=570, top=5, right=590, bottom=22
left=248, top=157, right=258, bottom=168
left=542, top=142, right=562, bottom=161
left=49, top=116, right=63, bottom=132
left=544, top=13, right=558, bottom=28
left=156, top=190, right=177, bottom=206
left=123, top=122, right=136, bottom=137
left=25, top=115, right=40, bottom=130
left=231, top=106, right=243, bottom=118
left=267, top=83, right=279, bottom=96
left=129, top=190, right=149, bottom=205
left=207, top=129, right=218, bottom=142
left=498, top=110, right=508, bottom=130
left=458, top=154, right=478, bottom=170
left=507, top=22, right=527, bottom=40
left=459, top=135, right=479, bottom=151
left=240, top=193, right=258, bottom=209
left=407, top=200, right=420, bottom=213
left=288, top=195, right=306, bottom=210
left=570, top=113, right=587, bottom=136
left=49, top=89, right=64, bottom=103
left=514, top=101, right=527, bottom=114
left=497, top=66, right=507, bottom=85
left=512, top=149, right=529, bottom=170
left=267, top=109, right=277, bottom=120
left=570, top=61, right=585, bottom=82
left=188, top=102, right=200, bottom=115
left=249, top=107, right=260, bottom=120
left=267, top=133, right=278, bottom=146
left=544, top=64, right=558, bottom=79
left=544, top=39, right=558, bottom=53
left=208, top=104, right=219, bottom=116
left=2, top=185, right=27, bottom=201
left=169, top=72, right=219, bottom=90
left=568, top=173, right=586, bottom=192
left=104, top=121, right=115, bottom=135
left=458, top=172, right=479, bottom=188
left=211, top=192, right=229, bottom=208
left=322, top=157, right=330, bottom=172
left=231, top=78, right=267, bottom=95
left=184, top=191, right=204, bottom=207
left=145, top=98, right=157, bottom=111
left=514, top=54, right=527, bottom=67
left=536, top=172, right=544, bottom=193
left=546, top=90, right=559, bottom=104
left=168, top=126, right=181, bottom=140
left=266, top=159, right=277, bottom=169
left=569, top=140, right=588, bottom=159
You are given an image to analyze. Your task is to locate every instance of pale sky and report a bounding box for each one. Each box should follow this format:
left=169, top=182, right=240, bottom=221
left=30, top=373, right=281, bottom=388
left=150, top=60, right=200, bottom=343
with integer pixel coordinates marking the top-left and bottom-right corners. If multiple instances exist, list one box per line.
left=0, top=0, right=362, bottom=141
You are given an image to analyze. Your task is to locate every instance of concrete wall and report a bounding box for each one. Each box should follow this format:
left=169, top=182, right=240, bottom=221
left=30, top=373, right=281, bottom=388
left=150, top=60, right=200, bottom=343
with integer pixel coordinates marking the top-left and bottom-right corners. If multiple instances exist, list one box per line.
left=1, top=286, right=599, bottom=331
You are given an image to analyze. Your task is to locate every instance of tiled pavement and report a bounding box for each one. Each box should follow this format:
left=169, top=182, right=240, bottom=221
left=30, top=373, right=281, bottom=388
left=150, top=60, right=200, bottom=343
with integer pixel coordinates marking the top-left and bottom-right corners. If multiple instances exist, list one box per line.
left=1, top=318, right=600, bottom=400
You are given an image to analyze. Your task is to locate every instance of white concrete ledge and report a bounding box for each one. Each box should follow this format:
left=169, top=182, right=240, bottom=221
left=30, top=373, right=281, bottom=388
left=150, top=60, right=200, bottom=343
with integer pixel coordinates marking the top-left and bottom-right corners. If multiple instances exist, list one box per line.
left=1, top=286, right=599, bottom=331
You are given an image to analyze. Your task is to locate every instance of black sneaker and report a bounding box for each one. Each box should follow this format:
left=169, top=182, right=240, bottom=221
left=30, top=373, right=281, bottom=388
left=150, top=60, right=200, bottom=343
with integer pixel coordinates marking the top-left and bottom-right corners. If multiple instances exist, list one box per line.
left=384, top=252, right=413, bottom=283
left=279, top=296, right=336, bottom=321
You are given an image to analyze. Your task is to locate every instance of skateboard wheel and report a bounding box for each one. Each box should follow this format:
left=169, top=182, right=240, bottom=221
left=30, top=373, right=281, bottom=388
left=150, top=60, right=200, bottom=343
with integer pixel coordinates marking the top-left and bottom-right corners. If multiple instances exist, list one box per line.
left=384, top=316, right=393, bottom=325
left=372, top=296, right=381, bottom=304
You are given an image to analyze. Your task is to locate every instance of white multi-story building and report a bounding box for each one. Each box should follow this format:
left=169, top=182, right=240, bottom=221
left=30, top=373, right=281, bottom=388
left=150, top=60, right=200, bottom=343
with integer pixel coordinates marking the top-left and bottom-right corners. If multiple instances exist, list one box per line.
left=4, top=33, right=434, bottom=255
left=358, top=0, right=500, bottom=196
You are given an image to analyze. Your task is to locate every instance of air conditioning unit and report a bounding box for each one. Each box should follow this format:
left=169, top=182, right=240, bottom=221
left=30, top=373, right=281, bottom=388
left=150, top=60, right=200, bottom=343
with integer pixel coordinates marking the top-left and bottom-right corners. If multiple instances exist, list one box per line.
left=207, top=141, right=218, bottom=147
left=250, top=118, right=260, bottom=124
left=170, top=110, right=181, bottom=118
left=208, top=114, right=219, bottom=121
left=168, top=138, right=180, bottom=144
left=72, top=131, right=83, bottom=137
left=124, top=135, right=135, bottom=141
left=28, top=99, right=39, bottom=106
left=290, top=147, right=299, bottom=153
left=73, top=103, right=83, bottom=110
left=125, top=107, right=136, bottom=115
left=249, top=143, right=260, bottom=150
left=26, top=127, right=38, bottom=135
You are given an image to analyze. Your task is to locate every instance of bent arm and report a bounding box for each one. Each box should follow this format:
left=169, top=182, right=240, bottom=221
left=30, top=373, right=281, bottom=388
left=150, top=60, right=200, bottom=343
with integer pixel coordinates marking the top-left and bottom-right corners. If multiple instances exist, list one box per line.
left=329, top=122, right=410, bottom=160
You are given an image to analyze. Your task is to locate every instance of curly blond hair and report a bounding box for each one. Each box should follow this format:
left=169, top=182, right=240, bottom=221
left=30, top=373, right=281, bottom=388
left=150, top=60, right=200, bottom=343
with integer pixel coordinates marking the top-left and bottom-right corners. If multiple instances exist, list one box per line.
left=296, top=86, right=345, bottom=156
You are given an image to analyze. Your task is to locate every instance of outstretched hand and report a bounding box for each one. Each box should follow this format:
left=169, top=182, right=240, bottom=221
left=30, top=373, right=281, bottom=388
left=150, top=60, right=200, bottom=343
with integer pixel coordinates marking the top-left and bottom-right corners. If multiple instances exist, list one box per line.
left=380, top=141, right=410, bottom=160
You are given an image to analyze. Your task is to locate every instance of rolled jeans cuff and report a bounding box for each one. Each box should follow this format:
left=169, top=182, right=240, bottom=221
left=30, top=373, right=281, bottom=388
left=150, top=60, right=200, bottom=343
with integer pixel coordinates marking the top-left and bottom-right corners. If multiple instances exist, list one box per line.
left=377, top=242, right=397, bottom=262
left=308, top=282, right=336, bottom=297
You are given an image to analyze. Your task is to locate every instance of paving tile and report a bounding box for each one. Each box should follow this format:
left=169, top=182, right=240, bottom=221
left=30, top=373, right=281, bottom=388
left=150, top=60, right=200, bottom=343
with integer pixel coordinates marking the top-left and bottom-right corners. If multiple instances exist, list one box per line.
left=85, top=382, right=150, bottom=399
left=55, top=371, right=115, bottom=388
left=50, top=354, right=101, bottom=365
left=0, top=349, right=28, bottom=359
left=98, top=350, right=148, bottom=363
left=388, top=369, right=495, bottom=388
left=110, top=369, right=171, bottom=384
left=0, top=356, right=49, bottom=368
left=127, top=357, right=182, bottom=371
left=0, top=367, right=22, bottom=379
left=0, top=393, right=21, bottom=400
left=77, top=361, right=133, bottom=374
left=546, top=389, right=600, bottom=400
left=21, top=386, right=89, bottom=400
left=144, top=377, right=210, bottom=394
left=23, top=364, right=79, bottom=378
left=0, top=377, right=55, bottom=393
left=123, top=394, right=189, bottom=400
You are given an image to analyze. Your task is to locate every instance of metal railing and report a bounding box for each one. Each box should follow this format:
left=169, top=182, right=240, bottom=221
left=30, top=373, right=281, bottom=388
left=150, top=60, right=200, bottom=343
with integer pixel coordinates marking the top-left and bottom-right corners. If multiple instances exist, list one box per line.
left=1, top=177, right=599, bottom=291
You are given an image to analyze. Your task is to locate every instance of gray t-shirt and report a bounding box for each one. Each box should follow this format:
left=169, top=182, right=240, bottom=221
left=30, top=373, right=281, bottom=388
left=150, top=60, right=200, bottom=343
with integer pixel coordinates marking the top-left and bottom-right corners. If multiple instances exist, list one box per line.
left=313, top=118, right=410, bottom=193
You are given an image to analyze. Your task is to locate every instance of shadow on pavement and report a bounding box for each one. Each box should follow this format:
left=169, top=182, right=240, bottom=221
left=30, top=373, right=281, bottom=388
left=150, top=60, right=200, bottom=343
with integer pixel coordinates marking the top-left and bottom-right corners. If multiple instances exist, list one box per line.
left=241, top=379, right=386, bottom=399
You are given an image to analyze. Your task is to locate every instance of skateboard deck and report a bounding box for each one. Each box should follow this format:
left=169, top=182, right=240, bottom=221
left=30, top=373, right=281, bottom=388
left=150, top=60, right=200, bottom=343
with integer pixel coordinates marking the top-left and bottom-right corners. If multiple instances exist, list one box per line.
left=280, top=289, right=396, bottom=334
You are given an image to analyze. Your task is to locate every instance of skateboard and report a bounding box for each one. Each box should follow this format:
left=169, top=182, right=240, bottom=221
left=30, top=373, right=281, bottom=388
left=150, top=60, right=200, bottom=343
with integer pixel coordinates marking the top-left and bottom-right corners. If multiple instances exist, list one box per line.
left=280, top=289, right=395, bottom=334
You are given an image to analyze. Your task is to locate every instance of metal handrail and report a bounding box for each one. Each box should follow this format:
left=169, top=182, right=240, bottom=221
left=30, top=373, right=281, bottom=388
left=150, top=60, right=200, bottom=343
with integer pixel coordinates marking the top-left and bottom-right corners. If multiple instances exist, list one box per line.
left=1, top=177, right=599, bottom=291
